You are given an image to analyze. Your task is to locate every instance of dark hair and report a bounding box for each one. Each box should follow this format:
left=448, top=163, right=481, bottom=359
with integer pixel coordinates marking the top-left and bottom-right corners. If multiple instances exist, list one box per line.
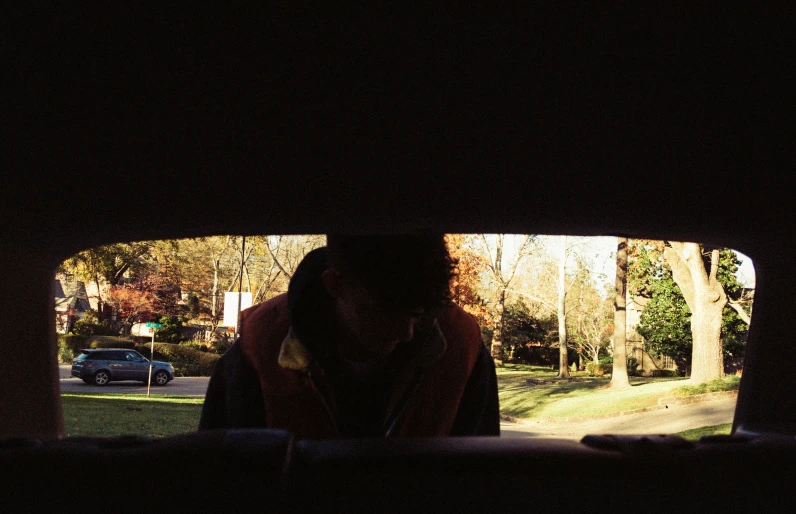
left=325, top=232, right=456, bottom=314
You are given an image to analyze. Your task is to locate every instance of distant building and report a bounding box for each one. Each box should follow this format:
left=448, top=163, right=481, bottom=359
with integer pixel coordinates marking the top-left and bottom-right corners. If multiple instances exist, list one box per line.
left=54, top=279, right=92, bottom=334
left=625, top=293, right=676, bottom=375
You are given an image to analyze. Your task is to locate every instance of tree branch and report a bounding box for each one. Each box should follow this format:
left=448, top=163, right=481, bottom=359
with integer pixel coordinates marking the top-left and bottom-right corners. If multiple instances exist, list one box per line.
left=504, top=234, right=532, bottom=284
left=709, top=248, right=720, bottom=284
left=727, top=298, right=752, bottom=325
left=266, top=237, right=293, bottom=279
left=479, top=234, right=498, bottom=277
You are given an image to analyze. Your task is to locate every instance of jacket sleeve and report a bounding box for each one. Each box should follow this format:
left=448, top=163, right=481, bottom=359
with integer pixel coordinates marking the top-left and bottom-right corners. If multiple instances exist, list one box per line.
left=450, top=343, right=501, bottom=436
left=198, top=339, right=268, bottom=430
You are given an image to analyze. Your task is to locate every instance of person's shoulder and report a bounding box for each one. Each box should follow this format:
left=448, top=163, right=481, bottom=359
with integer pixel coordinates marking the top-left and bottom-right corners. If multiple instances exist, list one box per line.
left=239, top=294, right=290, bottom=341
left=436, top=303, right=482, bottom=342
left=240, top=294, right=289, bottom=325
left=239, top=293, right=291, bottom=358
left=438, top=302, right=476, bottom=323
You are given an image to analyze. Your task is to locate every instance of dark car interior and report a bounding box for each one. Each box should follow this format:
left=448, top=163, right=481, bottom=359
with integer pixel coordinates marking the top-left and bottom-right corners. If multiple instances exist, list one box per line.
left=4, top=5, right=795, bottom=512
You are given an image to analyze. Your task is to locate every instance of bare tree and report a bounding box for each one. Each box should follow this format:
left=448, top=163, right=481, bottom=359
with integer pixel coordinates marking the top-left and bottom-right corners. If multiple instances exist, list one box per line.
left=510, top=236, right=601, bottom=377
left=477, top=234, right=535, bottom=366
left=556, top=235, right=570, bottom=378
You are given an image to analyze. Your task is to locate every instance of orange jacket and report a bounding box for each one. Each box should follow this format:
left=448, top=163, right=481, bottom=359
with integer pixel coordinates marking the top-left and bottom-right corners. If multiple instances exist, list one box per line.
left=234, top=293, right=492, bottom=438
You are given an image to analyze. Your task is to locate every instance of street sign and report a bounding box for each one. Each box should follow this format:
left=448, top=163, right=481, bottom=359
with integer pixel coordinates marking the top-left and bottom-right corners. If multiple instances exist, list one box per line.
left=145, top=322, right=163, bottom=328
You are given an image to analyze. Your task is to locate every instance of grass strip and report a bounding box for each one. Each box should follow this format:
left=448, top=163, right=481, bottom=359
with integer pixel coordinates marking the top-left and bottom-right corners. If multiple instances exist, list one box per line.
left=62, top=393, right=203, bottom=438
left=676, top=423, right=733, bottom=440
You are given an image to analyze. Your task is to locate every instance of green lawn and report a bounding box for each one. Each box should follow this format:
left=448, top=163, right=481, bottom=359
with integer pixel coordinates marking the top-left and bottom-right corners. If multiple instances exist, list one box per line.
left=496, top=364, right=737, bottom=420
left=676, top=423, right=733, bottom=440
left=61, top=393, right=204, bottom=438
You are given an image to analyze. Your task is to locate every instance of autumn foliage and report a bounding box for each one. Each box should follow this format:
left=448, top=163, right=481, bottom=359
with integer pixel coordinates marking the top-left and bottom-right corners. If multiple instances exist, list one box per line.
left=446, top=234, right=492, bottom=329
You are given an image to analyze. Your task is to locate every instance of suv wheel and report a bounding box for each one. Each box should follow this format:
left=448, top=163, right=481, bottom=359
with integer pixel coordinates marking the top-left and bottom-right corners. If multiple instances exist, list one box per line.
left=92, top=370, right=110, bottom=386
left=153, top=370, right=169, bottom=386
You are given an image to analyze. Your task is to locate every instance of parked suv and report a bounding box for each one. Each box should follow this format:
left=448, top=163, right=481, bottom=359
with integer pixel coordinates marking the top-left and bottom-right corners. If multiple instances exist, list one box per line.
left=71, top=349, right=175, bottom=386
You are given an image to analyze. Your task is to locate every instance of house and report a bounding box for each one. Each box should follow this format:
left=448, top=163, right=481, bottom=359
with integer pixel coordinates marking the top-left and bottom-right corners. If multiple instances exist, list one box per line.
left=625, top=294, right=676, bottom=376
left=54, top=279, right=92, bottom=334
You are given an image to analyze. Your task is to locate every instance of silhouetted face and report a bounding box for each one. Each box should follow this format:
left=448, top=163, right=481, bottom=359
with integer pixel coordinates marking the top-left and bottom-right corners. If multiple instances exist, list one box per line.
left=322, top=270, right=424, bottom=360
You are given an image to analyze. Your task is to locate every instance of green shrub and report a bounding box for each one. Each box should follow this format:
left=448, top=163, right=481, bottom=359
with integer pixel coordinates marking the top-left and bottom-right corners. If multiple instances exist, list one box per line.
left=57, top=334, right=86, bottom=362
left=87, top=336, right=136, bottom=349
left=153, top=315, right=188, bottom=343
left=207, top=339, right=230, bottom=355
left=586, top=362, right=612, bottom=376
left=58, top=345, right=75, bottom=363
left=627, top=357, right=641, bottom=376
left=134, top=342, right=220, bottom=377
left=71, top=310, right=115, bottom=336
left=57, top=335, right=137, bottom=362
left=180, top=339, right=209, bottom=352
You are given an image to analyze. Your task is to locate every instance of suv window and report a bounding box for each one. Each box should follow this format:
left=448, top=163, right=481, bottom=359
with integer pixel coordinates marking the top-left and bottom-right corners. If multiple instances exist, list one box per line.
left=125, top=351, right=143, bottom=362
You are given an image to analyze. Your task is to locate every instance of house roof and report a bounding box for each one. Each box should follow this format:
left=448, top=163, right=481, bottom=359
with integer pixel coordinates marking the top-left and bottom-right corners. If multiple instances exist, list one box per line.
left=54, top=279, right=92, bottom=314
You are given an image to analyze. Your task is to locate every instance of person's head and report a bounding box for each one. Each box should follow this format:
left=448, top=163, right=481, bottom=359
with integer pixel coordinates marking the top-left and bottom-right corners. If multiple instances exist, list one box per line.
left=321, top=232, right=456, bottom=359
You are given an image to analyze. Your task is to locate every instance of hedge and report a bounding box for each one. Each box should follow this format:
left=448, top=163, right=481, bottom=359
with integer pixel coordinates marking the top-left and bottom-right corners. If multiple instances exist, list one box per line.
left=133, top=342, right=220, bottom=377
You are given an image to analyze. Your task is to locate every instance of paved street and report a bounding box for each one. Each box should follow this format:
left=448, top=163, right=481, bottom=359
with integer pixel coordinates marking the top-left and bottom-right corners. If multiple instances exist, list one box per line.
left=59, top=364, right=209, bottom=397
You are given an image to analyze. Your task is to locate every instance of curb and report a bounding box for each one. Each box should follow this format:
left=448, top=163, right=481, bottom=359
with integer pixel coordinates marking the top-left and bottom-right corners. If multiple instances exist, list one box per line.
left=500, top=390, right=738, bottom=425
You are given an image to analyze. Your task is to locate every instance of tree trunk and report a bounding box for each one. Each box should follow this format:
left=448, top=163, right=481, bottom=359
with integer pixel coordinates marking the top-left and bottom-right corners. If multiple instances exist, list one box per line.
left=211, top=258, right=221, bottom=320
left=609, top=237, right=630, bottom=388
left=490, top=288, right=506, bottom=366
left=557, top=236, right=570, bottom=378
left=689, top=266, right=726, bottom=382
left=489, top=237, right=505, bottom=366
left=664, top=243, right=727, bottom=384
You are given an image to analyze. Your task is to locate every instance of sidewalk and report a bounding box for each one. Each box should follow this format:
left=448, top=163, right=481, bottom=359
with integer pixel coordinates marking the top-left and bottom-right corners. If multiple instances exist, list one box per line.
left=501, top=390, right=738, bottom=424
left=500, top=394, right=737, bottom=440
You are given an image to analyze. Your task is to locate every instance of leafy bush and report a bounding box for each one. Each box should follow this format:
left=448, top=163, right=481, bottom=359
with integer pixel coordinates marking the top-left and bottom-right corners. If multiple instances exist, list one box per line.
left=58, top=334, right=87, bottom=362
left=87, top=336, right=136, bottom=349
left=650, top=369, right=679, bottom=378
left=208, top=338, right=230, bottom=355
left=58, top=345, right=75, bottom=363
left=153, top=315, right=188, bottom=343
left=627, top=357, right=641, bottom=376
left=71, top=310, right=115, bottom=336
left=586, top=362, right=612, bottom=376
left=57, top=335, right=137, bottom=362
left=134, top=342, right=220, bottom=377
left=180, top=340, right=209, bottom=352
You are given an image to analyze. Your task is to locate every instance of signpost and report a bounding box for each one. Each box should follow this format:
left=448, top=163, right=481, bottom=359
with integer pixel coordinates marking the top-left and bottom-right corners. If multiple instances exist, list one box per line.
left=145, top=321, right=162, bottom=397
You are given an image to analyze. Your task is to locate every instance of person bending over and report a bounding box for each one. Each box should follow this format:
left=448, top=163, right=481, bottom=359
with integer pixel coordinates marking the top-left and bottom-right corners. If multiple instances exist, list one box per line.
left=199, top=232, right=499, bottom=438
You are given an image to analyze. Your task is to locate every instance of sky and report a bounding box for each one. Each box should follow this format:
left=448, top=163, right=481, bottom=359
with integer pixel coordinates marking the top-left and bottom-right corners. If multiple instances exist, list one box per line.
left=499, top=234, right=756, bottom=289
